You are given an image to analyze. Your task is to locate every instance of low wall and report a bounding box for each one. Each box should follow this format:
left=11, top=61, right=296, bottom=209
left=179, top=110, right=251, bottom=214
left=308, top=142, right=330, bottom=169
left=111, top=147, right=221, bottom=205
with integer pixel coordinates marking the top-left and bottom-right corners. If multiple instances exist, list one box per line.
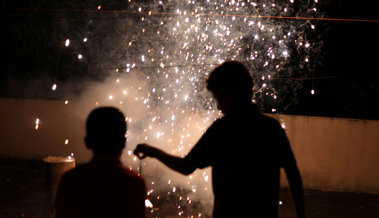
left=270, top=114, right=379, bottom=194
left=1, top=97, right=379, bottom=193
left=0, top=98, right=92, bottom=162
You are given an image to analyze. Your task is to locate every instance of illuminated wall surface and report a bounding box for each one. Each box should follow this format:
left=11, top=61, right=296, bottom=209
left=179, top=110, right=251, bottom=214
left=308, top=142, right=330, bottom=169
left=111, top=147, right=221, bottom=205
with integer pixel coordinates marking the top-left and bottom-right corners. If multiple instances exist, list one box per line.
left=2, top=95, right=379, bottom=216
left=2, top=98, right=379, bottom=195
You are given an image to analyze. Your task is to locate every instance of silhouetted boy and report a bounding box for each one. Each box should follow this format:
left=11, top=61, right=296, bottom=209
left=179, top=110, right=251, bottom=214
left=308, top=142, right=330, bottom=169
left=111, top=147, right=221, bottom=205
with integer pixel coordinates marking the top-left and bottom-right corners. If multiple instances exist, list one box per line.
left=55, top=107, right=146, bottom=218
left=134, top=61, right=305, bottom=217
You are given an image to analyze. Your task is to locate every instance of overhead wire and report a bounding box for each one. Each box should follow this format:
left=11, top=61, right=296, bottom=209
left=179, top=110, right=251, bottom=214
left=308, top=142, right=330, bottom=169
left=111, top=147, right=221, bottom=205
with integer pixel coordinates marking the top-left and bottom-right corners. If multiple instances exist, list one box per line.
left=2, top=7, right=378, bottom=82
left=2, top=7, right=379, bottom=23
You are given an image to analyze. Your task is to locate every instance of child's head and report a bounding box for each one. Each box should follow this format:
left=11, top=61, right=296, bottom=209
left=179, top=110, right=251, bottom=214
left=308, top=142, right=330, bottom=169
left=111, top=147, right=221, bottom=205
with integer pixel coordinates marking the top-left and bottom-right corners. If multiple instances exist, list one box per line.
left=206, top=60, right=254, bottom=101
left=85, top=107, right=126, bottom=156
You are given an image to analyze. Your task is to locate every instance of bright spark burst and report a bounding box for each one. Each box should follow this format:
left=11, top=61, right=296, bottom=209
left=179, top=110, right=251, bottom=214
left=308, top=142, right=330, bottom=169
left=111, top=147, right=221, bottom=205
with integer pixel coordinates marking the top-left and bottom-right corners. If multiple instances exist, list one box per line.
left=61, top=1, right=325, bottom=216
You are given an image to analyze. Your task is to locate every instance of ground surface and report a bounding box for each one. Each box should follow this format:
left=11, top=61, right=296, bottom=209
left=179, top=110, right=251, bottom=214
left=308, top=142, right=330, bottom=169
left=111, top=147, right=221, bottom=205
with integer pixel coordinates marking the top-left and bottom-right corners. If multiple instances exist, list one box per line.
left=1, top=158, right=379, bottom=218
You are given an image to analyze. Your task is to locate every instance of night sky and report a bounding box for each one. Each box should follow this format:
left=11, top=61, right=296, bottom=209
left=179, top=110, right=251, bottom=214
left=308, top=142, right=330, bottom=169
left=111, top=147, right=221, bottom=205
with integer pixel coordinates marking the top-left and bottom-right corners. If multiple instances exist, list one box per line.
left=290, top=0, right=379, bottom=119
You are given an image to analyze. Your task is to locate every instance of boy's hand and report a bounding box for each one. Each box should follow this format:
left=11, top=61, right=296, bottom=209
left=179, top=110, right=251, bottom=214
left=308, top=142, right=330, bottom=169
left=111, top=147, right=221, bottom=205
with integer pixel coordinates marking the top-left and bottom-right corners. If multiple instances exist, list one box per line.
left=134, top=143, right=155, bottom=159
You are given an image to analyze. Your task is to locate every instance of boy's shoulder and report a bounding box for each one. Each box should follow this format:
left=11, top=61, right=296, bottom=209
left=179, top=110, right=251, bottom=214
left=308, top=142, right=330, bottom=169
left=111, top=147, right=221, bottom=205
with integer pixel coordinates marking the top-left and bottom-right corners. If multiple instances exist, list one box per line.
left=60, top=162, right=91, bottom=180
left=61, top=161, right=145, bottom=186
left=119, top=165, right=146, bottom=183
left=261, top=114, right=281, bottom=126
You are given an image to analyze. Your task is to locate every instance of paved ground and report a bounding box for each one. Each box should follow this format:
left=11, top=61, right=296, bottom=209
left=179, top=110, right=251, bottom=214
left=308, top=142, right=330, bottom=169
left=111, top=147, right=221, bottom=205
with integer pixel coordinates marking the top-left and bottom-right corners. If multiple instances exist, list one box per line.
left=1, top=158, right=379, bottom=218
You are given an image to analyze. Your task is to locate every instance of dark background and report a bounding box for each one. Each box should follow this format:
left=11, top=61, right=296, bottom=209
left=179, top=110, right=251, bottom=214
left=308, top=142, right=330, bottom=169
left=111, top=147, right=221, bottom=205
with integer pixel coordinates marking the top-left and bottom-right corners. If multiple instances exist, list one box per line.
left=291, top=0, right=379, bottom=119
left=1, top=0, right=378, bottom=119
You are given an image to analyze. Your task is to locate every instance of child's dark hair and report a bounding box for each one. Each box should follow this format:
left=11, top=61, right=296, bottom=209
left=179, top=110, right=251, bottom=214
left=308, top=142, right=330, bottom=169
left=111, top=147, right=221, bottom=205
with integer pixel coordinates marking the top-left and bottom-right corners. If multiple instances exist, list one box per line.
left=206, top=60, right=254, bottom=99
left=86, top=107, right=126, bottom=154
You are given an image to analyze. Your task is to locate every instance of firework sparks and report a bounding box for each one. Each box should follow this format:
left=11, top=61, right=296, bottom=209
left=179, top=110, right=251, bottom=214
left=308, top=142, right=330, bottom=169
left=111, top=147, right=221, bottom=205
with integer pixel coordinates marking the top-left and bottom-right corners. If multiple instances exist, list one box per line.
left=57, top=1, right=325, bottom=216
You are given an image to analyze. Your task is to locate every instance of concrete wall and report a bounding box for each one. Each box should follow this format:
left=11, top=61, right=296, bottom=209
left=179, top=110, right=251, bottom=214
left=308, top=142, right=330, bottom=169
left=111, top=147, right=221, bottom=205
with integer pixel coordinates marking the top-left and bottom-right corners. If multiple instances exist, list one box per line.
left=0, top=98, right=92, bottom=162
left=270, top=114, right=379, bottom=194
left=1, top=98, right=379, bottom=193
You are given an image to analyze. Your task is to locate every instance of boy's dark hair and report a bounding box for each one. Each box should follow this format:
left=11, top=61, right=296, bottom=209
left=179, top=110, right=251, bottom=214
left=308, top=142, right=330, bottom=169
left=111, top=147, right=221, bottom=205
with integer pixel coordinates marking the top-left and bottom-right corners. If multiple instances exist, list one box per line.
left=86, top=107, right=126, bottom=154
left=206, top=60, right=254, bottom=99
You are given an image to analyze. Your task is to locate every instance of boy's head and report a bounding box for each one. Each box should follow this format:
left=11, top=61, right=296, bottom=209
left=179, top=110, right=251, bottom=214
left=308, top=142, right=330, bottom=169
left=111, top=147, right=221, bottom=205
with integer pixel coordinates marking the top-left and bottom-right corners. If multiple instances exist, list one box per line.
left=206, top=60, right=254, bottom=101
left=85, top=107, right=127, bottom=156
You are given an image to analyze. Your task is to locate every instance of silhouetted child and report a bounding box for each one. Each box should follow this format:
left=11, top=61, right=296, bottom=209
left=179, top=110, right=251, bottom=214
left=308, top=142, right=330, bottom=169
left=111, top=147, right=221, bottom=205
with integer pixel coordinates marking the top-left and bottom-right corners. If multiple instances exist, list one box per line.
left=134, top=61, right=305, bottom=218
left=55, top=107, right=146, bottom=218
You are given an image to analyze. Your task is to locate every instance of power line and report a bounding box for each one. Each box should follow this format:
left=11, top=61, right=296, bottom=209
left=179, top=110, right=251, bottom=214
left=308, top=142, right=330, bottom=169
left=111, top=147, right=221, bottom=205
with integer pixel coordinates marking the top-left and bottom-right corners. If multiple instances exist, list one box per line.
left=3, top=7, right=378, bottom=81
left=259, top=72, right=379, bottom=80
left=117, top=64, right=378, bottom=80
left=2, top=7, right=379, bottom=23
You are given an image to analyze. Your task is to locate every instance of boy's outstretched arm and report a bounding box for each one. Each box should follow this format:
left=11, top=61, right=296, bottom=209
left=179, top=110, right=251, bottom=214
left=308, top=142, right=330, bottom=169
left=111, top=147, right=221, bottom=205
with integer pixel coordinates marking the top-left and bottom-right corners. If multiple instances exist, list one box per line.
left=284, top=163, right=305, bottom=218
left=134, top=143, right=196, bottom=175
